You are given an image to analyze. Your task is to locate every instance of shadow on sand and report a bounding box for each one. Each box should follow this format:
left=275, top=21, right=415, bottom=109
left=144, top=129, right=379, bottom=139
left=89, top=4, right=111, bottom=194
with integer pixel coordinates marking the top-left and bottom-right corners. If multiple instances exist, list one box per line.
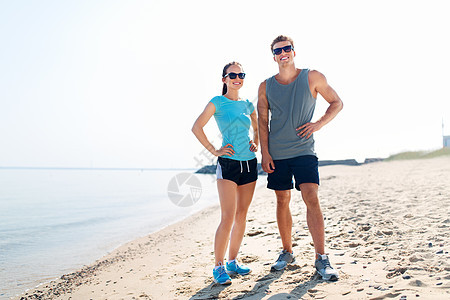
left=189, top=268, right=324, bottom=299
left=189, top=281, right=229, bottom=300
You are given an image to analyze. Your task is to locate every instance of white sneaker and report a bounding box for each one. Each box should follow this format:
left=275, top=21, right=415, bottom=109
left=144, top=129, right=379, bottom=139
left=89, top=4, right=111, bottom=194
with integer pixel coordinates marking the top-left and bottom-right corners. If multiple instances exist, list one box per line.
left=315, top=254, right=339, bottom=281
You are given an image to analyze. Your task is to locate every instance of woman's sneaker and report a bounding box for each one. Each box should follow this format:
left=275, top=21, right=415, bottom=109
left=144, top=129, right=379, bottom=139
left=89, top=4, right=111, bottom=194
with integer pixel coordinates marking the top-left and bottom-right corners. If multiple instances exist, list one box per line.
left=315, top=254, right=339, bottom=281
left=226, top=260, right=251, bottom=275
left=213, top=264, right=232, bottom=285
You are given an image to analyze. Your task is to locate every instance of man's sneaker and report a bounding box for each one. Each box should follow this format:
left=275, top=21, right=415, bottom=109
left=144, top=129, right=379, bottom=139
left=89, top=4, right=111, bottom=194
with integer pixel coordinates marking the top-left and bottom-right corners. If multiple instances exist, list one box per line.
left=315, top=254, right=339, bottom=281
left=226, top=260, right=251, bottom=275
left=271, top=250, right=295, bottom=271
left=213, top=264, right=232, bottom=285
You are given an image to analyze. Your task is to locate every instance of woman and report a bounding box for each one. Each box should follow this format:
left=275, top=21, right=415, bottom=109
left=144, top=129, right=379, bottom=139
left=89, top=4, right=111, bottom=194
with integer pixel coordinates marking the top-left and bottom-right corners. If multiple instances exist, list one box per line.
left=192, top=62, right=258, bottom=285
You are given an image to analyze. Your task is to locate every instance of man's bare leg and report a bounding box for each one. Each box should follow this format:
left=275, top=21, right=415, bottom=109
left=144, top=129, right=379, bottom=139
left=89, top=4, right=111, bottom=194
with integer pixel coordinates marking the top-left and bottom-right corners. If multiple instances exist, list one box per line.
left=299, top=183, right=325, bottom=257
left=275, top=190, right=293, bottom=252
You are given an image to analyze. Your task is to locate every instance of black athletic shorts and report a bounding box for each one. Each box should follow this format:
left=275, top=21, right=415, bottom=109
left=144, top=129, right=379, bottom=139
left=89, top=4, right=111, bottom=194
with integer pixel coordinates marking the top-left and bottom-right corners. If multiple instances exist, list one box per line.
left=216, top=157, right=258, bottom=186
left=267, top=155, right=319, bottom=191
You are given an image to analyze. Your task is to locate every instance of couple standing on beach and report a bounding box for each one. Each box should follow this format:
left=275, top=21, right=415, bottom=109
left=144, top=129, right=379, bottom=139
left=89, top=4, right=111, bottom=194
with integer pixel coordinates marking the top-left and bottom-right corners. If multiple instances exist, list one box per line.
left=192, top=35, right=343, bottom=285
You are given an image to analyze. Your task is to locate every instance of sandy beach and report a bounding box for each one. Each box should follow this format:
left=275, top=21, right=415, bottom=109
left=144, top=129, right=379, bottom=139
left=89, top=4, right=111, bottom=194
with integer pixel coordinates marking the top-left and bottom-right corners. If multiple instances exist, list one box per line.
left=16, top=157, right=450, bottom=299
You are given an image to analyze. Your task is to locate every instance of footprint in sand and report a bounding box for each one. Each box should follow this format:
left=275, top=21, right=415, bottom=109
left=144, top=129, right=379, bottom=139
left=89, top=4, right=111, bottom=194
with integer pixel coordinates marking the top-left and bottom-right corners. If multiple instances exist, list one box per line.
left=240, top=254, right=260, bottom=264
left=246, top=230, right=265, bottom=237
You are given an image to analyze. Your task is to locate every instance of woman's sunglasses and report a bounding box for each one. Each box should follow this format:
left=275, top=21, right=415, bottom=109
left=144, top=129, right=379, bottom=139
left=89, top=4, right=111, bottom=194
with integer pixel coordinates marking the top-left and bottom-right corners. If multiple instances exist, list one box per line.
left=273, top=45, right=294, bottom=56
left=223, top=72, right=246, bottom=79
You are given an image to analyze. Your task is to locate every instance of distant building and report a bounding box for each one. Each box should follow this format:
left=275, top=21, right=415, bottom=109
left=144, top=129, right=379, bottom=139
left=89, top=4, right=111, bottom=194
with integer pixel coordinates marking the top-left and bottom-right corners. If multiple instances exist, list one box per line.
left=444, top=136, right=450, bottom=148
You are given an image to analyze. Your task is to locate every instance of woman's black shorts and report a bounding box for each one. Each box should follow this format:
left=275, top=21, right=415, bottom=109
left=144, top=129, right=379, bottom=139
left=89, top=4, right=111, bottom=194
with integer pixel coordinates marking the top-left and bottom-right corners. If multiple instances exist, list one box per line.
left=216, top=157, right=258, bottom=186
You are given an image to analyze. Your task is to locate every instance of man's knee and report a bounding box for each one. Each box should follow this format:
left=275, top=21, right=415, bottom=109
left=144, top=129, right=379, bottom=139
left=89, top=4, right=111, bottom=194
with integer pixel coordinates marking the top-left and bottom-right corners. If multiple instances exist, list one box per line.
left=275, top=190, right=291, bottom=207
left=300, top=184, right=320, bottom=207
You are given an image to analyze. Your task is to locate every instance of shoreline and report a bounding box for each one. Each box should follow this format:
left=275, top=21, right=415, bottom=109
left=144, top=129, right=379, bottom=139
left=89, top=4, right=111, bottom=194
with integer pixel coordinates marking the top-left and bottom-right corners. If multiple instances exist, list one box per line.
left=16, top=157, right=450, bottom=299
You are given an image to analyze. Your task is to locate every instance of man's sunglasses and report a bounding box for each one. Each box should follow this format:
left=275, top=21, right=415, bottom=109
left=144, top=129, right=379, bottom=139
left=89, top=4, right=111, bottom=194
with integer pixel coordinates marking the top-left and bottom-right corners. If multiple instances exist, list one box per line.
left=273, top=45, right=294, bottom=56
left=223, top=72, right=246, bottom=79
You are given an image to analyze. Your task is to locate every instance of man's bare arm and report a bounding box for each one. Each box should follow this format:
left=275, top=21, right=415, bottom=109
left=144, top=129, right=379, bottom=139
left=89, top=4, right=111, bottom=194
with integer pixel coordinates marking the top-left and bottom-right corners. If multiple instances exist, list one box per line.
left=257, top=80, right=275, bottom=173
left=297, top=70, right=343, bottom=138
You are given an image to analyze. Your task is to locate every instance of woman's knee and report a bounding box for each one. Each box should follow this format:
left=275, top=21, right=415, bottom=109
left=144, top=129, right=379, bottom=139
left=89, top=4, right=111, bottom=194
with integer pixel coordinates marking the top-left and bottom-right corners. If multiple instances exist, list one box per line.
left=220, top=213, right=235, bottom=228
left=234, top=209, right=249, bottom=223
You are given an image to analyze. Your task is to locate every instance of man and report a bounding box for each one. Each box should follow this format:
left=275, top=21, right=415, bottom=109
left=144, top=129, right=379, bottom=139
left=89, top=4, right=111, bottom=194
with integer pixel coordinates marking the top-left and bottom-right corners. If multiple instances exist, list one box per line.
left=257, top=35, right=343, bottom=281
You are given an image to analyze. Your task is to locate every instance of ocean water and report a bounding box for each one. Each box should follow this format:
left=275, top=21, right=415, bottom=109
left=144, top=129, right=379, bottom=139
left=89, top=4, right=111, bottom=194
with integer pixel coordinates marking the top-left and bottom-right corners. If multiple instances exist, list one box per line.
left=0, top=168, right=224, bottom=299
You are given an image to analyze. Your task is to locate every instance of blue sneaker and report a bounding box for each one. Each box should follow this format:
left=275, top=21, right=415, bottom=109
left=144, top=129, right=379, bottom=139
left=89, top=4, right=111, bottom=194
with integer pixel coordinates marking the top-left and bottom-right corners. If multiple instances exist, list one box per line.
left=226, top=260, right=251, bottom=275
left=213, top=264, right=231, bottom=285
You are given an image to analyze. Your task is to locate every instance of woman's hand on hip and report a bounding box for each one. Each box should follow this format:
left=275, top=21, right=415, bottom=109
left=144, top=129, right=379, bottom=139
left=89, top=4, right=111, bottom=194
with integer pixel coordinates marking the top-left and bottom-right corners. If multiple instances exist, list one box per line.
left=214, top=144, right=235, bottom=157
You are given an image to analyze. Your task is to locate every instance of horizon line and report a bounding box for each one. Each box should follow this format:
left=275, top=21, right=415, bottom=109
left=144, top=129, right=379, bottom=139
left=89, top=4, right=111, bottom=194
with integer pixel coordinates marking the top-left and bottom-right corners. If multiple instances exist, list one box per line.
left=0, top=166, right=196, bottom=171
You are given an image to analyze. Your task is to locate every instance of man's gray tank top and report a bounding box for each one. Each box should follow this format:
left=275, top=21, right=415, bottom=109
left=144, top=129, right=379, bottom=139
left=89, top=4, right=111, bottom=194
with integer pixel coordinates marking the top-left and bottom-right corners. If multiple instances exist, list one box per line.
left=266, top=69, right=316, bottom=160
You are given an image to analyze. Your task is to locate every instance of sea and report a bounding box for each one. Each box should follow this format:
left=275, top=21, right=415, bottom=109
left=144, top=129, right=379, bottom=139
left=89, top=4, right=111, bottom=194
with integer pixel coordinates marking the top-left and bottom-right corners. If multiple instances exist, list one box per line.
left=0, top=168, right=264, bottom=299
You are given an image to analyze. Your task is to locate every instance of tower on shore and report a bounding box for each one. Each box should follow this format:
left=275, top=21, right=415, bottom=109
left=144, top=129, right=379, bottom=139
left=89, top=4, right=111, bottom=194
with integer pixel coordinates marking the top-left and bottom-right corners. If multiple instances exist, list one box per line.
left=444, top=118, right=450, bottom=148
left=444, top=136, right=450, bottom=148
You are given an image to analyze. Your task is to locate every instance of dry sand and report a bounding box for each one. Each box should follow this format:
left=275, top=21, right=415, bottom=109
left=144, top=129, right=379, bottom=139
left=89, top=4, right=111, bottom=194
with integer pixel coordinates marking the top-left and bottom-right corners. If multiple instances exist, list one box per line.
left=17, top=157, right=450, bottom=299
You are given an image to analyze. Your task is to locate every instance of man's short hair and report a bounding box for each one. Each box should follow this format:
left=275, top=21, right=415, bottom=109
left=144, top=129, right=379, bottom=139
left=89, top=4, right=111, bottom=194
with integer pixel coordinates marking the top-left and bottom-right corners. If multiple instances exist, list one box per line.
left=270, top=35, right=295, bottom=53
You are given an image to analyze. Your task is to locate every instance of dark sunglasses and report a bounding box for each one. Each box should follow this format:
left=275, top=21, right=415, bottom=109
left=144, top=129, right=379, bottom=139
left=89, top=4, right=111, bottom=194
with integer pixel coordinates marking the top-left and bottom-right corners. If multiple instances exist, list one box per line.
left=273, top=45, right=294, bottom=56
left=223, top=72, right=246, bottom=79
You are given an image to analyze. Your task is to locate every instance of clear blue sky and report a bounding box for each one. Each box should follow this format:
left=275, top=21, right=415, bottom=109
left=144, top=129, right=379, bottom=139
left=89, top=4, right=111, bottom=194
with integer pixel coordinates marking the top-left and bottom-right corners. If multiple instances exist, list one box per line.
left=1, top=0, right=449, bottom=168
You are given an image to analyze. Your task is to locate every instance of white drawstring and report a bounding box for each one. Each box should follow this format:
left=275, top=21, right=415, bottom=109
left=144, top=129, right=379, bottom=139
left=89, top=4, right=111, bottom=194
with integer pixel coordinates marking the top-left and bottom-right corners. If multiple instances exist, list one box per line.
left=239, top=160, right=251, bottom=173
